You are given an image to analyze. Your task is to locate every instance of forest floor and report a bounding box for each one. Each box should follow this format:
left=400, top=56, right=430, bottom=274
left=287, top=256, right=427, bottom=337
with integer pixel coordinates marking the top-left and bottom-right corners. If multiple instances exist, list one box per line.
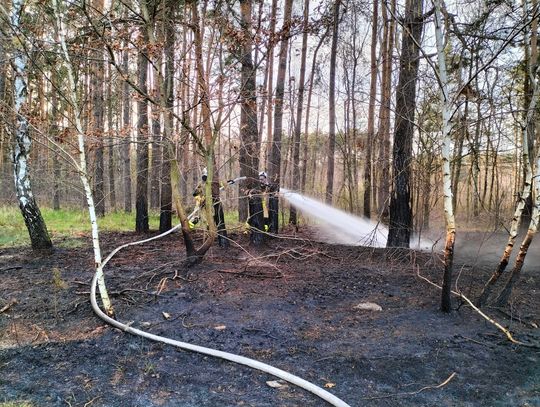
left=0, top=227, right=539, bottom=407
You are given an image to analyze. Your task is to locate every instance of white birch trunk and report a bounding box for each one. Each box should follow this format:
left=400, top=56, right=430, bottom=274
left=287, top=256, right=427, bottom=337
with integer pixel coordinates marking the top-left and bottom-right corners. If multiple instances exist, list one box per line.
left=494, top=65, right=540, bottom=305
left=495, top=153, right=540, bottom=306
left=477, top=67, right=539, bottom=306
left=10, top=0, right=52, bottom=251
left=434, top=0, right=456, bottom=312
left=52, top=0, right=112, bottom=315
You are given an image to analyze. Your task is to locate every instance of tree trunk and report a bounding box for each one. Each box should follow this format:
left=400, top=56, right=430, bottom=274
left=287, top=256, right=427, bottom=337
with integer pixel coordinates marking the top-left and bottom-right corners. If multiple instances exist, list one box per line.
left=495, top=71, right=538, bottom=302
left=121, top=47, right=132, bottom=213
left=264, top=0, right=278, bottom=172
left=0, top=27, right=6, bottom=178
left=289, top=0, right=309, bottom=226
left=364, top=0, right=379, bottom=218
left=520, top=0, right=537, bottom=232
left=150, top=56, right=162, bottom=211
left=387, top=0, right=424, bottom=248
left=135, top=21, right=150, bottom=233
left=107, top=63, right=116, bottom=212
left=53, top=0, right=112, bottom=313
left=377, top=0, right=396, bottom=219
left=450, top=108, right=466, bottom=213
left=268, top=0, right=293, bottom=233
left=477, top=70, right=539, bottom=306
left=239, top=0, right=261, bottom=231
left=159, top=0, right=176, bottom=233
left=471, top=96, right=481, bottom=217
left=301, top=29, right=329, bottom=193
left=434, top=0, right=457, bottom=312
left=51, top=70, right=61, bottom=211
left=189, top=0, right=221, bottom=246
left=150, top=101, right=162, bottom=210
left=325, top=0, right=340, bottom=205
left=91, top=6, right=105, bottom=217
left=11, top=0, right=52, bottom=252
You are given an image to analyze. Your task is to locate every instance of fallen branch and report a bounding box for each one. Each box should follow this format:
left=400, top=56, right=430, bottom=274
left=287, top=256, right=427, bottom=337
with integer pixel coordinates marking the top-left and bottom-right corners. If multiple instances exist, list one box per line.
left=172, top=269, right=198, bottom=282
left=0, top=299, right=17, bottom=313
left=83, top=396, right=101, bottom=407
left=76, top=288, right=153, bottom=296
left=416, top=266, right=522, bottom=345
left=491, top=307, right=539, bottom=329
left=213, top=268, right=283, bottom=279
left=361, top=372, right=457, bottom=400
left=0, top=266, right=23, bottom=272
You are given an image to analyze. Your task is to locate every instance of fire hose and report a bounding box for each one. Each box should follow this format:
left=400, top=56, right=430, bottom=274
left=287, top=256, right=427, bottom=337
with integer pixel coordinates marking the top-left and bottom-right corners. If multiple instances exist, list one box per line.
left=90, top=222, right=350, bottom=407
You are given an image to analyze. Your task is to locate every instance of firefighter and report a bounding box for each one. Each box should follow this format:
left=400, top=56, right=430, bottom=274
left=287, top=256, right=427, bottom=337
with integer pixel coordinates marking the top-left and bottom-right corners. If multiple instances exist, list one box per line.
left=259, top=171, right=279, bottom=233
left=188, top=168, right=208, bottom=228
left=258, top=171, right=270, bottom=231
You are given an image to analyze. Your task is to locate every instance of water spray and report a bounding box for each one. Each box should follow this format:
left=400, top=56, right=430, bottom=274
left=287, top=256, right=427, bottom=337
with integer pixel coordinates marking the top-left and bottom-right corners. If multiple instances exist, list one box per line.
left=280, top=188, right=432, bottom=250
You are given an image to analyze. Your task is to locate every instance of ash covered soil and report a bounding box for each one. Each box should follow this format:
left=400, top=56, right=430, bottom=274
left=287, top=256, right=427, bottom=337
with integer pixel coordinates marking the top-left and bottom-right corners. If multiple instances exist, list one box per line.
left=1, top=228, right=539, bottom=407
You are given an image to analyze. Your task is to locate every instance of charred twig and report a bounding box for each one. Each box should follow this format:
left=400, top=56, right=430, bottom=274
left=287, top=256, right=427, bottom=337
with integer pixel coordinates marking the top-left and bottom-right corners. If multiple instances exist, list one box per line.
left=243, top=327, right=279, bottom=340
left=145, top=267, right=196, bottom=292
left=416, top=266, right=523, bottom=345
left=66, top=299, right=85, bottom=315
left=361, top=372, right=457, bottom=400
left=181, top=315, right=203, bottom=329
left=172, top=269, right=198, bottom=282
left=156, top=277, right=170, bottom=295
left=454, top=335, right=495, bottom=348
left=76, top=288, right=153, bottom=296
left=490, top=307, right=539, bottom=329
left=0, top=299, right=17, bottom=314
left=83, top=396, right=100, bottom=407
left=213, top=268, right=283, bottom=279
left=314, top=356, right=334, bottom=363
left=0, top=266, right=22, bottom=272
left=69, top=280, right=90, bottom=286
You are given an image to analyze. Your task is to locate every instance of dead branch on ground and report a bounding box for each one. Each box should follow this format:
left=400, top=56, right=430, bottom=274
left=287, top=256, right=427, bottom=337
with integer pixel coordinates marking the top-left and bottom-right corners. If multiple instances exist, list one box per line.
left=0, top=299, right=17, bottom=314
left=361, top=372, right=457, bottom=400
left=416, top=266, right=523, bottom=345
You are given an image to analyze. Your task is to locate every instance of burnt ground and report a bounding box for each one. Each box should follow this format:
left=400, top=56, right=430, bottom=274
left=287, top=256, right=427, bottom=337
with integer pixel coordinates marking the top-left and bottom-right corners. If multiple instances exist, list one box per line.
left=0, top=228, right=539, bottom=407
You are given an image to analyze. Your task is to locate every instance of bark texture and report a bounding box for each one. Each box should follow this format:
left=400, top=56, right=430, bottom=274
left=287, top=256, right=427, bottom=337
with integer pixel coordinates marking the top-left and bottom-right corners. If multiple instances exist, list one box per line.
left=268, top=0, right=293, bottom=234
left=11, top=0, right=52, bottom=251
left=387, top=0, right=424, bottom=248
left=239, top=0, right=261, bottom=232
left=325, top=0, right=340, bottom=205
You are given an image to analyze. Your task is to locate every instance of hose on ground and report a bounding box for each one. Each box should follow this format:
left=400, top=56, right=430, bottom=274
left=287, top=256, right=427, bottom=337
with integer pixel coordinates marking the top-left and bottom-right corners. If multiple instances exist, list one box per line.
left=90, top=224, right=350, bottom=407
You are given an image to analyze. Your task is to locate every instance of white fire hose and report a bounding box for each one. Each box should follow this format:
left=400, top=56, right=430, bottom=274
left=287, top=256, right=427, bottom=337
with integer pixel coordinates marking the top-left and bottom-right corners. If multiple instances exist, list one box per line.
left=90, top=224, right=350, bottom=407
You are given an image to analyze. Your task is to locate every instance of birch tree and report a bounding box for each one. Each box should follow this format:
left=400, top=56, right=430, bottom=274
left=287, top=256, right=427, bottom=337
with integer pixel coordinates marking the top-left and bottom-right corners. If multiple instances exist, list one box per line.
left=495, top=105, right=540, bottom=305
left=477, top=5, right=540, bottom=307
left=433, top=0, right=456, bottom=312
left=477, top=78, right=538, bottom=306
left=52, top=0, right=112, bottom=315
left=9, top=0, right=52, bottom=251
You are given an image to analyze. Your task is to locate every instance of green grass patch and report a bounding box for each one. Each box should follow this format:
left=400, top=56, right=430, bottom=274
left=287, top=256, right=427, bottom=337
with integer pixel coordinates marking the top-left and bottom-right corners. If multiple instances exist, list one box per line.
left=0, top=206, right=245, bottom=248
left=0, top=206, right=163, bottom=248
left=0, top=402, right=34, bottom=407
